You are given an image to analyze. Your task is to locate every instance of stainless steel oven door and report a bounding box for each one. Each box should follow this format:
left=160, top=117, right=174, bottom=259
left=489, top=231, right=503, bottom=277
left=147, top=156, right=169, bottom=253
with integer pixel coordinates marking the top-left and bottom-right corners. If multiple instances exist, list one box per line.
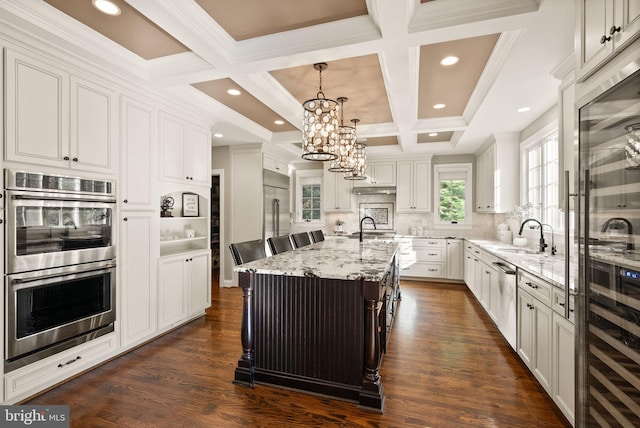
left=6, top=190, right=116, bottom=273
left=5, top=260, right=116, bottom=362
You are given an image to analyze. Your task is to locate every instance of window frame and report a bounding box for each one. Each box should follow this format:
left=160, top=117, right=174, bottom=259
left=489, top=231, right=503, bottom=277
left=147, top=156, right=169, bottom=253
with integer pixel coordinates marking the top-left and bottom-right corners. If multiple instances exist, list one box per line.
left=433, top=163, right=473, bottom=229
left=295, top=169, right=324, bottom=223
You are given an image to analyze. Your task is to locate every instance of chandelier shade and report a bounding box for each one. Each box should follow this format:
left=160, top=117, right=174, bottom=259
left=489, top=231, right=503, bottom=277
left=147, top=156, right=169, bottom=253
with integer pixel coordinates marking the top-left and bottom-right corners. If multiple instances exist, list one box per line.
left=328, top=97, right=356, bottom=172
left=344, top=119, right=367, bottom=180
left=301, top=63, right=339, bottom=161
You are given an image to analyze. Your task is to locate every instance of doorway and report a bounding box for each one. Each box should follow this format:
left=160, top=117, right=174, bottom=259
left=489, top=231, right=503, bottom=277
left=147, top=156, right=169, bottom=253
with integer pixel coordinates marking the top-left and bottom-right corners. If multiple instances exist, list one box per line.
left=211, top=173, right=222, bottom=288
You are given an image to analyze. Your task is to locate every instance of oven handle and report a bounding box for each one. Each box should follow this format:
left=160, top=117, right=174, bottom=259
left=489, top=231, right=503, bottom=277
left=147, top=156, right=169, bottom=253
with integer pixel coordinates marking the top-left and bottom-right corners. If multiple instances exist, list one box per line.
left=10, top=264, right=116, bottom=288
left=11, top=194, right=116, bottom=204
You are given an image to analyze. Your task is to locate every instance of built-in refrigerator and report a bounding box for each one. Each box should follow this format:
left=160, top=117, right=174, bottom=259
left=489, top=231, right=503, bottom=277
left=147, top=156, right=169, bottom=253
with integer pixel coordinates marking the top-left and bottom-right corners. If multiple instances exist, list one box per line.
left=263, top=169, right=290, bottom=242
left=576, top=62, right=640, bottom=426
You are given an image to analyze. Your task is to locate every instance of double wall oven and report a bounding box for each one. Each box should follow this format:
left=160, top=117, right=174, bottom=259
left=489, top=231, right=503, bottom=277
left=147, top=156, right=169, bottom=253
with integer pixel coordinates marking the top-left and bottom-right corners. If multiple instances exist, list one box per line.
left=4, top=170, right=116, bottom=372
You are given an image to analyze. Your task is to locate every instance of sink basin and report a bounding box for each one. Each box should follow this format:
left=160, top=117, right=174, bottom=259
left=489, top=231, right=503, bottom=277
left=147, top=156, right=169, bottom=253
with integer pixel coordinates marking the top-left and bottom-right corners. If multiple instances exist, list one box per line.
left=494, top=247, right=538, bottom=255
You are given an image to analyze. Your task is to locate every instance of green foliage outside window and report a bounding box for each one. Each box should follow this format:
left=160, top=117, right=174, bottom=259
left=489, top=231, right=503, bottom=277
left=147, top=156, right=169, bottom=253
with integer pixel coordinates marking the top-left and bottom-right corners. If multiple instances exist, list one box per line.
left=439, top=179, right=465, bottom=222
left=302, top=184, right=321, bottom=220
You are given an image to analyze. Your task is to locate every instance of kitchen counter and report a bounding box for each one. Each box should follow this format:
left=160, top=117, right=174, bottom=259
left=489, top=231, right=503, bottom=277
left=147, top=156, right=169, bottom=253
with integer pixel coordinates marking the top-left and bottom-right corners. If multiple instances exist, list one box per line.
left=233, top=237, right=399, bottom=282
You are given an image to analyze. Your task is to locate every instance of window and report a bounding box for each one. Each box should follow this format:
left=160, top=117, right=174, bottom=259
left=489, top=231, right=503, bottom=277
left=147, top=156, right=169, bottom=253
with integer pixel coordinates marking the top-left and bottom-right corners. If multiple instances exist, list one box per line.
left=524, top=131, right=561, bottom=229
left=433, top=163, right=473, bottom=228
left=296, top=170, right=323, bottom=223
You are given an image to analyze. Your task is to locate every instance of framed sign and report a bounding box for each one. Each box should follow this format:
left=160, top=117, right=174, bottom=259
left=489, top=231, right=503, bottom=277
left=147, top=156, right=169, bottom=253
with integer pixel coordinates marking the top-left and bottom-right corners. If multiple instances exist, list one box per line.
left=182, top=193, right=199, bottom=217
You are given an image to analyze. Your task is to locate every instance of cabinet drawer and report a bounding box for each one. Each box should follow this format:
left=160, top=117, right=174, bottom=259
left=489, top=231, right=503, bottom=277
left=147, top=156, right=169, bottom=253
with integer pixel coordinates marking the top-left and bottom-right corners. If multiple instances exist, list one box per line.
left=551, top=288, right=575, bottom=324
left=518, top=271, right=552, bottom=306
left=415, top=248, right=444, bottom=261
left=4, top=334, right=118, bottom=402
left=415, top=239, right=445, bottom=248
left=401, top=262, right=443, bottom=278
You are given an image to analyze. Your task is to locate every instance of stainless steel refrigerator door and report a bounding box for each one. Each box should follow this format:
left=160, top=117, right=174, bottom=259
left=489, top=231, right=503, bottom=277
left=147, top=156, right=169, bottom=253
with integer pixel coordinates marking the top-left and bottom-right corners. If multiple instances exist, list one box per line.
left=263, top=185, right=290, bottom=240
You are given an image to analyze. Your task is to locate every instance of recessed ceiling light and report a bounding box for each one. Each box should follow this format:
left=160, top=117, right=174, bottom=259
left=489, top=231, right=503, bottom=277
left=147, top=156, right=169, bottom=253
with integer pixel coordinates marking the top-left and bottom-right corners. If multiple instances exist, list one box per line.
left=517, top=107, right=531, bottom=113
left=428, top=132, right=438, bottom=137
left=227, top=89, right=241, bottom=96
left=440, top=56, right=459, bottom=66
left=92, top=0, right=121, bottom=16
left=433, top=103, right=446, bottom=109
left=214, top=133, right=223, bottom=138
left=274, top=120, right=285, bottom=125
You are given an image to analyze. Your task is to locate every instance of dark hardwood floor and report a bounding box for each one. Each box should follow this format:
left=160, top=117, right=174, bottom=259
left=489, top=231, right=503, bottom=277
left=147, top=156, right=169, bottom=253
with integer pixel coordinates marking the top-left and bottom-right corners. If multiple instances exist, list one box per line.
left=28, top=279, right=571, bottom=427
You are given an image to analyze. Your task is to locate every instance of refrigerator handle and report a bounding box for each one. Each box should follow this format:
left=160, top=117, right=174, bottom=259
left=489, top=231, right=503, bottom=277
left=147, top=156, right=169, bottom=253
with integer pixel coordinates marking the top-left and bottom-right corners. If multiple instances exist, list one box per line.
left=583, top=169, right=590, bottom=297
left=273, top=199, right=280, bottom=236
left=564, top=170, right=577, bottom=319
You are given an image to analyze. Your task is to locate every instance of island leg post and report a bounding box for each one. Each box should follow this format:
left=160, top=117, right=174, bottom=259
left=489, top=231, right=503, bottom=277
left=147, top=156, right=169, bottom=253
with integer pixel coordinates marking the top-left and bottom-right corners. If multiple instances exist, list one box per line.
left=234, top=271, right=255, bottom=386
left=359, top=294, right=384, bottom=411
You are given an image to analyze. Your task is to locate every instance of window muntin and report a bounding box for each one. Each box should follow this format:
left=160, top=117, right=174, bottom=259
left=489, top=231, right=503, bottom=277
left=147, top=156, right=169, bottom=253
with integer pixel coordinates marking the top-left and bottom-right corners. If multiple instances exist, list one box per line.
left=525, top=132, right=561, bottom=229
left=301, top=183, right=321, bottom=220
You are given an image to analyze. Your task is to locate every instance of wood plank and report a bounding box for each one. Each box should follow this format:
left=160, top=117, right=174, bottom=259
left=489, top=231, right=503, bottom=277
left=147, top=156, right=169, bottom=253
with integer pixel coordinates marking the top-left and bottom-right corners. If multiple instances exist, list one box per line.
left=26, top=280, right=571, bottom=427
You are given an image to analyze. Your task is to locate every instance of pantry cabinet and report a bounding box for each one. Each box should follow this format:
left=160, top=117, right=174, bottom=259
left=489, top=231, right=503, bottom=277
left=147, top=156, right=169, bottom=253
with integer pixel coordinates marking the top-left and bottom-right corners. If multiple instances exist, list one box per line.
left=159, top=111, right=211, bottom=188
left=5, top=48, right=117, bottom=173
left=396, top=159, right=431, bottom=212
left=577, top=0, right=640, bottom=80
left=158, top=250, right=211, bottom=330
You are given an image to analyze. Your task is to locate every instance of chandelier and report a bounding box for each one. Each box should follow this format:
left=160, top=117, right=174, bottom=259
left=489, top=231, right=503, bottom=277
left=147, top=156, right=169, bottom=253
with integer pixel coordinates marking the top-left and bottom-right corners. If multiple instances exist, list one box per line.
left=344, top=119, right=367, bottom=180
left=301, top=63, right=339, bottom=161
left=328, top=97, right=356, bottom=172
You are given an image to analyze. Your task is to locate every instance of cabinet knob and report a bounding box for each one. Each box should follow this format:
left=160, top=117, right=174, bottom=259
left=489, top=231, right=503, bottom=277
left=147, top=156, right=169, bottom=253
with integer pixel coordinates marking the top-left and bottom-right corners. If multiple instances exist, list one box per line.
left=63, top=156, right=70, bottom=161
left=0, top=219, right=3, bottom=224
left=123, top=217, right=128, bottom=221
left=609, top=25, right=621, bottom=35
left=72, top=157, right=78, bottom=162
left=600, top=34, right=611, bottom=44
left=123, top=199, right=128, bottom=203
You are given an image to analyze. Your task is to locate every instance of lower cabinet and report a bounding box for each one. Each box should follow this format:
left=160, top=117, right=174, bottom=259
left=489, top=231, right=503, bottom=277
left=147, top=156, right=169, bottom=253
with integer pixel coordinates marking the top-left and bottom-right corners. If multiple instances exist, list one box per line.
left=552, top=311, right=575, bottom=425
left=401, top=238, right=464, bottom=280
left=158, top=250, right=211, bottom=330
left=517, top=286, right=553, bottom=395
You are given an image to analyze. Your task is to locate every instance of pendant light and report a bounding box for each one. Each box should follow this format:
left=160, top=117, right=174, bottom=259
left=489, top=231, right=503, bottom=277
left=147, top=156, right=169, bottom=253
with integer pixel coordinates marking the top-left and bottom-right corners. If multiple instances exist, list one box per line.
left=301, top=63, right=339, bottom=161
left=344, top=119, right=367, bottom=180
left=328, top=97, right=356, bottom=172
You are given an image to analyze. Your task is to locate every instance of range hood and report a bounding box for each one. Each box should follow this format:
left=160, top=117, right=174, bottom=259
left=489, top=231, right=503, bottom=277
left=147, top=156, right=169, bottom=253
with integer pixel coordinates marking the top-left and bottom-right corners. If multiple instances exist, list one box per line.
left=352, top=186, right=396, bottom=195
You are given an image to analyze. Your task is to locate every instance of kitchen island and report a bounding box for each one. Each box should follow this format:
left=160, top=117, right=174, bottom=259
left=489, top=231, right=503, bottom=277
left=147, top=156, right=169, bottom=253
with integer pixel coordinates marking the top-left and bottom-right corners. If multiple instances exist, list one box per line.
left=232, top=237, right=400, bottom=411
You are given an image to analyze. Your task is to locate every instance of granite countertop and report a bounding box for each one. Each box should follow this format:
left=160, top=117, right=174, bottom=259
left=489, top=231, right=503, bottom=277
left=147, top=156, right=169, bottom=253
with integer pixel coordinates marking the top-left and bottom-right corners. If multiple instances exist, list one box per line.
left=467, top=239, right=576, bottom=291
left=233, top=237, right=400, bottom=282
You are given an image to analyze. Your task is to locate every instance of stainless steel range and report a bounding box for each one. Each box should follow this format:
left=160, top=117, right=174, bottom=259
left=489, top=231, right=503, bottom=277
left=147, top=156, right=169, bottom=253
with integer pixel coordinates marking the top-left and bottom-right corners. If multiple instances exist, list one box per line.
left=4, top=170, right=117, bottom=372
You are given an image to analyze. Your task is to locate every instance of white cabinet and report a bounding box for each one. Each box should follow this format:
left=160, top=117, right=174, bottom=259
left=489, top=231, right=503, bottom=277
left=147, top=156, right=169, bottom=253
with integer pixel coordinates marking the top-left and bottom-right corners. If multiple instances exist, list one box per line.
left=159, top=111, right=211, bottom=187
left=577, top=0, right=640, bottom=80
left=158, top=250, right=211, bottom=330
left=518, top=287, right=553, bottom=395
left=396, top=159, right=431, bottom=212
left=354, top=161, right=396, bottom=187
left=5, top=48, right=116, bottom=173
left=263, top=152, right=289, bottom=174
left=480, top=262, right=497, bottom=320
left=463, top=249, right=474, bottom=289
left=120, top=96, right=156, bottom=211
left=446, top=239, right=463, bottom=280
left=323, top=165, right=354, bottom=212
left=399, top=238, right=444, bottom=278
left=552, top=312, right=575, bottom=425
left=120, top=212, right=158, bottom=348
left=475, top=134, right=518, bottom=213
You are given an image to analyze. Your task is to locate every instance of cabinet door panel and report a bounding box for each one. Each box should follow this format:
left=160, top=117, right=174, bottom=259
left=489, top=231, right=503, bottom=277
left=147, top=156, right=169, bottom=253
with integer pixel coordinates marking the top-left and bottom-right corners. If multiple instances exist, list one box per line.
left=552, top=313, right=575, bottom=425
left=158, top=257, right=187, bottom=328
left=517, top=290, right=534, bottom=367
left=374, top=162, right=396, bottom=186
left=189, top=126, right=211, bottom=186
left=396, top=161, right=413, bottom=211
left=159, top=113, right=187, bottom=182
left=533, top=301, right=552, bottom=394
left=413, top=160, right=431, bottom=211
left=71, top=77, right=116, bottom=172
left=189, top=252, right=210, bottom=314
left=5, top=49, right=69, bottom=166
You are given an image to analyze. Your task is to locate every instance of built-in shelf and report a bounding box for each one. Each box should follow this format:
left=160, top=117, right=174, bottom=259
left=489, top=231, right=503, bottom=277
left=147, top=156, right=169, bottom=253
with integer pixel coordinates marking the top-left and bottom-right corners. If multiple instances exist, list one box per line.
left=160, top=191, right=209, bottom=257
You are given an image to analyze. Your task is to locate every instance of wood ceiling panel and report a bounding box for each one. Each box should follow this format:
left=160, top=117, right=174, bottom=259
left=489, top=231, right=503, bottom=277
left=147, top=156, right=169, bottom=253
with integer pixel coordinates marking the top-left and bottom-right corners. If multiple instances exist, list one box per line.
left=191, top=78, right=297, bottom=132
left=43, top=0, right=188, bottom=60
left=417, top=131, right=454, bottom=143
left=195, top=0, right=368, bottom=41
left=418, top=34, right=499, bottom=119
left=270, top=55, right=393, bottom=126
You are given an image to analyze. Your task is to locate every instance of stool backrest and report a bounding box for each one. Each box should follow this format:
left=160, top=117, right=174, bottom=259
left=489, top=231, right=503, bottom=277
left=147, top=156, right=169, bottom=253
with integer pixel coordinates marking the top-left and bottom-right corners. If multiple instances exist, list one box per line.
left=310, top=230, right=325, bottom=243
left=291, top=232, right=312, bottom=248
left=267, top=235, right=294, bottom=255
left=229, top=239, right=266, bottom=265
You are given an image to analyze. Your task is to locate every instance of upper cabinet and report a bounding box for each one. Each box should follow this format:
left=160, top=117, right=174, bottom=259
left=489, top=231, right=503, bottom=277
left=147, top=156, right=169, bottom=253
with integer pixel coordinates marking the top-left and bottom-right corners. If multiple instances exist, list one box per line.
left=5, top=48, right=117, bottom=173
left=475, top=134, right=519, bottom=213
left=577, top=0, right=640, bottom=80
left=353, top=161, right=396, bottom=187
left=396, top=158, right=431, bottom=213
left=323, top=165, right=354, bottom=212
left=159, top=111, right=211, bottom=188
left=263, top=152, right=289, bottom=175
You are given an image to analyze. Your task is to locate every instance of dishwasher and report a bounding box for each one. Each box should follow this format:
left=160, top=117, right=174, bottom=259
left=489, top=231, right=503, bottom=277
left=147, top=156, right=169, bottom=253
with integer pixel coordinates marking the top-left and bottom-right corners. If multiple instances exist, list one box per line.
left=492, top=260, right=517, bottom=351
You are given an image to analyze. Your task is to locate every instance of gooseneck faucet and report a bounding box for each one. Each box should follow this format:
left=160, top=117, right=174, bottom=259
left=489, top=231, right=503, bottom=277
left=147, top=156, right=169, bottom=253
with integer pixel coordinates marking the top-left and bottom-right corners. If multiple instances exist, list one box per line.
left=518, top=218, right=547, bottom=253
left=540, top=224, right=556, bottom=255
left=601, top=217, right=634, bottom=251
left=359, top=216, right=377, bottom=242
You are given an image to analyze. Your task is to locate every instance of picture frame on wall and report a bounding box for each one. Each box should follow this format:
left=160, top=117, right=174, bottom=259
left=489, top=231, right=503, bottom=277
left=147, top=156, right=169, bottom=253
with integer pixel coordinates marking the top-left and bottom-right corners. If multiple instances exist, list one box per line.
left=182, top=193, right=199, bottom=217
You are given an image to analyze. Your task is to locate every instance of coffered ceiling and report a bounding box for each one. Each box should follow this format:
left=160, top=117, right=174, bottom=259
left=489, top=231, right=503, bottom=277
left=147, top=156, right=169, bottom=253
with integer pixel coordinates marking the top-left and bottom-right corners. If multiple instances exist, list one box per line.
left=4, top=0, right=575, bottom=160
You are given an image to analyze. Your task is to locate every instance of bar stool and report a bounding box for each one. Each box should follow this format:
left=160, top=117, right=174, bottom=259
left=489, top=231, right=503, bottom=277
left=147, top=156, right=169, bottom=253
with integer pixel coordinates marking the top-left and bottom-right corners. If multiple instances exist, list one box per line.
left=291, top=232, right=312, bottom=249
left=310, top=230, right=325, bottom=243
left=229, top=239, right=266, bottom=265
left=267, top=235, right=293, bottom=255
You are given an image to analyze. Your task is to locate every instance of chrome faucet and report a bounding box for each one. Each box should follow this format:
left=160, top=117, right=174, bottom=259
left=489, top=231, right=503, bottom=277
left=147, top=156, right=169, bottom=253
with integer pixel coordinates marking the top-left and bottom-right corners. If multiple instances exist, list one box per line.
left=518, top=218, right=547, bottom=253
left=601, top=217, right=634, bottom=251
left=359, top=216, right=377, bottom=242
